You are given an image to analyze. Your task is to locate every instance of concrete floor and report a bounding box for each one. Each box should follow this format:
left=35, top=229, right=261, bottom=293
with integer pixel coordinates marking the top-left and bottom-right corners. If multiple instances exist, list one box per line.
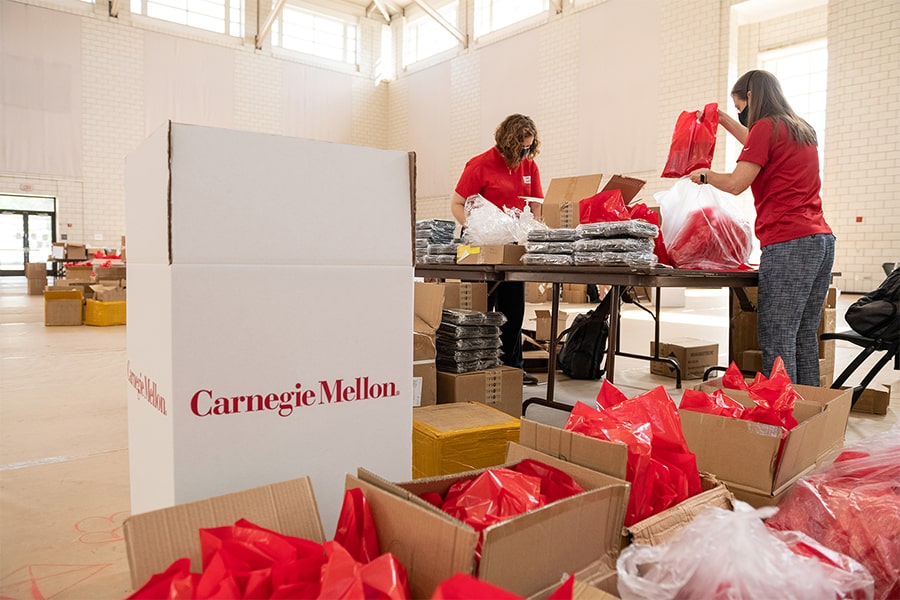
left=0, top=277, right=896, bottom=599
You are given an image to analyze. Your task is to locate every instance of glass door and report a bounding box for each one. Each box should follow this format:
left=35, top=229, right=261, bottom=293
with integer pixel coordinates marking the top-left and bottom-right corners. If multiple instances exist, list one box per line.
left=0, top=213, right=26, bottom=274
left=0, top=195, right=56, bottom=276
left=27, top=214, right=53, bottom=265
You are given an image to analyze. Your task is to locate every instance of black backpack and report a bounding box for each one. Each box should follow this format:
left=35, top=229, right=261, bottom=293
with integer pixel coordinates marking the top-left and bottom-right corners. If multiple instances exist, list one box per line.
left=556, top=291, right=614, bottom=379
left=845, top=267, right=900, bottom=341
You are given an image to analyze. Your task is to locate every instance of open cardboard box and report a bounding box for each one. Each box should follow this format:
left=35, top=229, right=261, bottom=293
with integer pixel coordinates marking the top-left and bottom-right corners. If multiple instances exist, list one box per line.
left=518, top=418, right=733, bottom=547
left=542, top=174, right=647, bottom=229
left=456, top=244, right=526, bottom=265
left=686, top=379, right=852, bottom=503
left=351, top=442, right=629, bottom=599
left=123, top=477, right=326, bottom=590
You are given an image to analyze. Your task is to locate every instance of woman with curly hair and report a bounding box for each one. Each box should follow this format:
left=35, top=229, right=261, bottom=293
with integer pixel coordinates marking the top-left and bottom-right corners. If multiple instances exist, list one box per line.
left=690, top=70, right=834, bottom=385
left=451, top=114, right=544, bottom=385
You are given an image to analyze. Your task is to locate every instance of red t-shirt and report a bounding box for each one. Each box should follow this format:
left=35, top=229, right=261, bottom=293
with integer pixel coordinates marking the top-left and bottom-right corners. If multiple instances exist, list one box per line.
left=455, top=147, right=543, bottom=212
left=738, top=117, right=832, bottom=247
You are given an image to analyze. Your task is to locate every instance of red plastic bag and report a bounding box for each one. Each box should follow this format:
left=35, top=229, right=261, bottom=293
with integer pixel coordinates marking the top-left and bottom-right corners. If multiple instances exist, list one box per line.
left=127, top=558, right=198, bottom=600
left=319, top=541, right=410, bottom=600
left=565, top=382, right=701, bottom=526
left=766, top=428, right=900, bottom=599
left=514, top=458, right=585, bottom=504
left=722, top=357, right=800, bottom=431
left=333, top=487, right=381, bottom=564
left=679, top=388, right=745, bottom=418
left=579, top=189, right=629, bottom=224
left=655, top=178, right=753, bottom=271
left=430, top=573, right=523, bottom=600
left=661, top=103, right=719, bottom=178
left=441, top=468, right=544, bottom=533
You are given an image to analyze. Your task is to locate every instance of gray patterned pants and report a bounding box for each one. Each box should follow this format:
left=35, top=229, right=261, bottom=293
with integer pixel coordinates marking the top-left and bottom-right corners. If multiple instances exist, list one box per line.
left=758, top=233, right=836, bottom=385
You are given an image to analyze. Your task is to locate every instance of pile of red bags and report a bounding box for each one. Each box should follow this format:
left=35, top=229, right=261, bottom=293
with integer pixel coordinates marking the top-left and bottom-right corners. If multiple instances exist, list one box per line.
left=420, top=459, right=584, bottom=567
left=128, top=488, right=411, bottom=600
left=766, top=428, right=900, bottom=599
left=432, top=573, right=578, bottom=600
left=564, top=382, right=701, bottom=526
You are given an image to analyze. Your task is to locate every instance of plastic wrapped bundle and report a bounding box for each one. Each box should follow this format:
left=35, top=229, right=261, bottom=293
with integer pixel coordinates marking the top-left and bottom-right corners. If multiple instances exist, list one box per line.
left=436, top=323, right=502, bottom=340
left=416, top=218, right=456, bottom=244
left=617, top=502, right=875, bottom=600
left=574, top=251, right=657, bottom=267
left=521, top=253, right=575, bottom=266
left=766, top=427, right=900, bottom=600
left=441, top=309, right=507, bottom=327
left=427, top=243, right=460, bottom=255
left=527, top=228, right=579, bottom=242
left=436, top=336, right=502, bottom=351
left=420, top=254, right=457, bottom=264
left=524, top=241, right=576, bottom=254
left=574, top=237, right=655, bottom=253
left=437, top=348, right=503, bottom=363
left=576, top=220, right=659, bottom=239
left=435, top=357, right=503, bottom=373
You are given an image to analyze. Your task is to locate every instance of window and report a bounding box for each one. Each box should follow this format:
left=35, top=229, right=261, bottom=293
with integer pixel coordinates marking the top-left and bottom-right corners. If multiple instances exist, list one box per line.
left=131, top=0, right=243, bottom=36
left=402, top=1, right=459, bottom=68
left=759, top=40, right=828, bottom=172
left=273, top=3, right=358, bottom=65
left=473, top=0, right=548, bottom=39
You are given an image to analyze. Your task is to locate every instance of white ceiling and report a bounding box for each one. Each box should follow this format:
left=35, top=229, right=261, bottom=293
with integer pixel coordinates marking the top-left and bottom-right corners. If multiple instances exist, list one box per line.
left=341, top=0, right=417, bottom=21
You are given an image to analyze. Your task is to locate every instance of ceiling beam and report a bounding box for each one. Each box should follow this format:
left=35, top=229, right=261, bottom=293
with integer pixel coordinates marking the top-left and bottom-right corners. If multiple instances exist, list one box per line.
left=411, top=0, right=466, bottom=47
left=109, top=0, right=121, bottom=17
left=370, top=0, right=392, bottom=22
left=256, top=0, right=288, bottom=50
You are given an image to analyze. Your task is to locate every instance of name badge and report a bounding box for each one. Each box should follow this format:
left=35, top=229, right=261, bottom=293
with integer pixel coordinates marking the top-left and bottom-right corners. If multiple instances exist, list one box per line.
left=523, top=176, right=531, bottom=184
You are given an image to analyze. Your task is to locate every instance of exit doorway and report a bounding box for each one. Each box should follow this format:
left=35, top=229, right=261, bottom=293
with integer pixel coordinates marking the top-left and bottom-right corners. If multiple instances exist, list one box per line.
left=0, top=195, right=56, bottom=277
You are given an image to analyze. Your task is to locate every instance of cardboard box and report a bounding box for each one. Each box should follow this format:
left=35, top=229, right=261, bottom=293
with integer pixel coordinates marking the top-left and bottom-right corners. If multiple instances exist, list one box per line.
left=25, top=262, right=47, bottom=279
left=85, top=299, right=126, bottom=326
left=518, top=419, right=733, bottom=546
left=542, top=174, right=603, bottom=229
left=352, top=441, right=628, bottom=598
left=412, top=402, right=520, bottom=478
left=96, top=265, right=127, bottom=280
left=125, top=122, right=415, bottom=534
left=600, top=174, right=646, bottom=205
left=844, top=384, right=891, bottom=416
left=414, top=332, right=437, bottom=407
left=456, top=244, right=525, bottom=265
left=27, top=278, right=46, bottom=296
left=526, top=282, right=553, bottom=304
left=442, top=281, right=488, bottom=312
left=436, top=366, right=524, bottom=418
left=65, top=264, right=93, bottom=282
left=650, top=338, right=719, bottom=380
left=89, top=283, right=126, bottom=302
left=685, top=380, right=852, bottom=500
left=66, top=243, right=88, bottom=260
left=123, top=476, right=325, bottom=589
left=44, top=288, right=83, bottom=326
left=534, top=309, right=568, bottom=342
left=562, top=283, right=588, bottom=304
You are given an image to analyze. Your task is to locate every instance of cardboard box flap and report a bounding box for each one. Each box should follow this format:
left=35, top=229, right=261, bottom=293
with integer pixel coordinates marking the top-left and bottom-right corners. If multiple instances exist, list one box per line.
left=348, top=473, right=477, bottom=599
left=601, top=174, right=646, bottom=205
left=413, top=332, right=436, bottom=362
left=679, top=409, right=782, bottom=492
left=544, top=174, right=604, bottom=206
left=624, top=474, right=734, bottom=546
left=123, top=477, right=325, bottom=588
left=519, top=419, right=629, bottom=481
left=356, top=468, right=473, bottom=527
left=414, top=282, right=444, bottom=335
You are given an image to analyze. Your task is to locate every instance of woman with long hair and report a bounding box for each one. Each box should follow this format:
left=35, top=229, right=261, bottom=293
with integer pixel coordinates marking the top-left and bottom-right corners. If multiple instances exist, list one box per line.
left=690, top=70, right=834, bottom=385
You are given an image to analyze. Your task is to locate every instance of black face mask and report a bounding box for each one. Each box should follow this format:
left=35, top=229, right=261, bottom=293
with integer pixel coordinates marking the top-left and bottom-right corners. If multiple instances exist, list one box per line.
left=738, top=105, right=749, bottom=127
left=519, top=147, right=530, bottom=161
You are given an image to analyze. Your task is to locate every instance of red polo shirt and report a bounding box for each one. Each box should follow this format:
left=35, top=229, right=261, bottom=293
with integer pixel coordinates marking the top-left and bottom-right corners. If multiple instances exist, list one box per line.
left=739, top=117, right=832, bottom=247
left=455, top=147, right=543, bottom=212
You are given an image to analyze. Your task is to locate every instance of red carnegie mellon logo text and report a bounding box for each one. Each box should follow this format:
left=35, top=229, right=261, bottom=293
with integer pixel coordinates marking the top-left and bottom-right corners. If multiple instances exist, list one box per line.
left=190, top=377, right=400, bottom=419
left=127, top=361, right=167, bottom=416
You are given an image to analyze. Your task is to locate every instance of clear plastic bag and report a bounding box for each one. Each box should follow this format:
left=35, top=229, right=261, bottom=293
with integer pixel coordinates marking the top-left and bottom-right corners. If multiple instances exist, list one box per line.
left=576, top=220, right=659, bottom=239
left=427, top=243, right=460, bottom=255
left=524, top=241, right=576, bottom=254
left=574, top=251, right=657, bottom=267
left=420, top=254, right=457, bottom=264
left=617, top=502, right=875, bottom=600
left=574, top=237, right=654, bottom=253
left=521, top=253, right=575, bottom=266
left=654, top=178, right=752, bottom=270
left=463, top=194, right=543, bottom=245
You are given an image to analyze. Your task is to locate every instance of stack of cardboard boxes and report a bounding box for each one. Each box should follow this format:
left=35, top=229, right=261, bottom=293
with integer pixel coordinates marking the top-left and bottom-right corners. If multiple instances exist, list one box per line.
left=24, top=262, right=47, bottom=296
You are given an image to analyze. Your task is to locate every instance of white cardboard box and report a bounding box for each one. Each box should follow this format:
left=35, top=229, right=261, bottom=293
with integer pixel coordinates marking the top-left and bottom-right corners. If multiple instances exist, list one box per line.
left=125, top=122, right=415, bottom=533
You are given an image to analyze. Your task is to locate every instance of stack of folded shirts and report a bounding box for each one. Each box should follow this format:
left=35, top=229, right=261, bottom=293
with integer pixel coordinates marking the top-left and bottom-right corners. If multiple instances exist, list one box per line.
left=522, top=228, right=578, bottom=266
left=435, top=309, right=506, bottom=373
left=573, top=221, right=659, bottom=266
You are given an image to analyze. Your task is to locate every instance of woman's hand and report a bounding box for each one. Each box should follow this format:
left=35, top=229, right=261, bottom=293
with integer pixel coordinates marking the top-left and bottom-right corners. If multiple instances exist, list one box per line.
left=689, top=169, right=709, bottom=185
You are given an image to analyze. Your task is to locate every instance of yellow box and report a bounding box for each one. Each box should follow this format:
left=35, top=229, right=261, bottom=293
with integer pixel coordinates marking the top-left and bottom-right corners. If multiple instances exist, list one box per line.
left=84, top=299, right=126, bottom=326
left=412, top=402, right=519, bottom=479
